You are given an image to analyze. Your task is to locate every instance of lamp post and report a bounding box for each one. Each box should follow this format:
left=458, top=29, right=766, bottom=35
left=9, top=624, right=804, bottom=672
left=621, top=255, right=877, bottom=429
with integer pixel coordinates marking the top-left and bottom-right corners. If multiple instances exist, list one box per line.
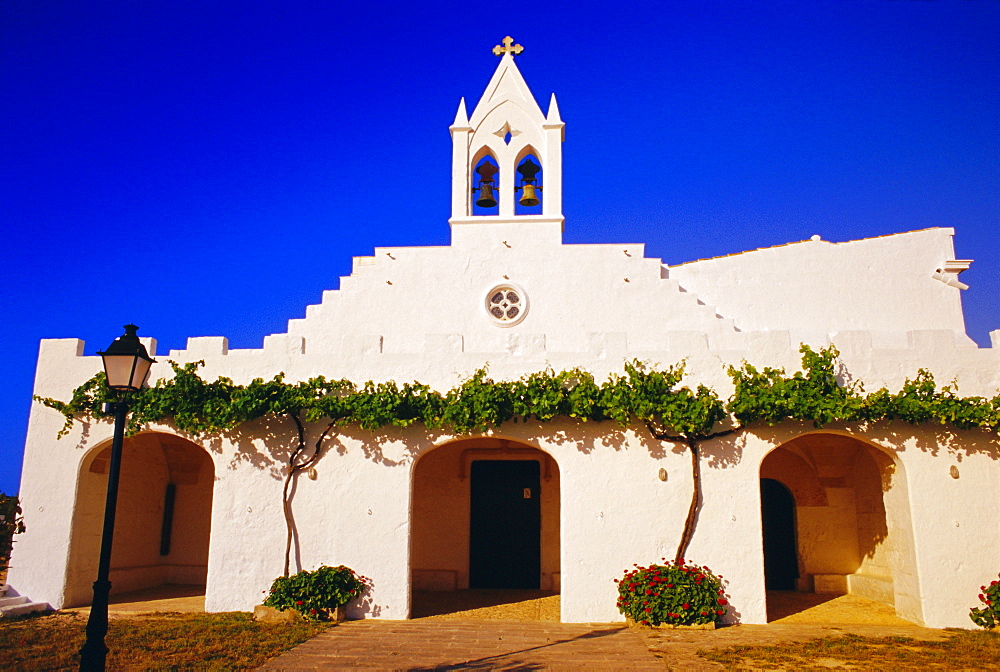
left=79, top=324, right=155, bottom=672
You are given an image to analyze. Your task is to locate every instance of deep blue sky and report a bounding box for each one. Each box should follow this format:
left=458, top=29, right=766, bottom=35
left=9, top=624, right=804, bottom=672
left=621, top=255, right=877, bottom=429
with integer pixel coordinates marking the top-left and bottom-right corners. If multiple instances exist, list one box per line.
left=2, top=2, right=997, bottom=495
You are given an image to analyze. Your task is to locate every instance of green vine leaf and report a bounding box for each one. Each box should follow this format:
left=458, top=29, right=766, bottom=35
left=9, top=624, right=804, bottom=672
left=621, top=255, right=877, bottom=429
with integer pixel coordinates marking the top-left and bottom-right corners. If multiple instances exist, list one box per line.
left=34, top=347, right=1000, bottom=442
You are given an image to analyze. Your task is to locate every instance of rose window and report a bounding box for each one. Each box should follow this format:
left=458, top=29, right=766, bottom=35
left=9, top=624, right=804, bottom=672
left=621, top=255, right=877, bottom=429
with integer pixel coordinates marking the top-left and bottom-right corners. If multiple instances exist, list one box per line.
left=484, top=285, right=528, bottom=326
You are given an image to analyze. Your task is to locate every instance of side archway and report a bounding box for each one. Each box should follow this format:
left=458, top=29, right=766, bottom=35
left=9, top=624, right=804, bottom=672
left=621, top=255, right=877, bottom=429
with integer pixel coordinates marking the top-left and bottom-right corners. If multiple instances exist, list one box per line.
left=64, top=432, right=215, bottom=607
left=409, top=438, right=560, bottom=598
left=759, top=432, right=921, bottom=621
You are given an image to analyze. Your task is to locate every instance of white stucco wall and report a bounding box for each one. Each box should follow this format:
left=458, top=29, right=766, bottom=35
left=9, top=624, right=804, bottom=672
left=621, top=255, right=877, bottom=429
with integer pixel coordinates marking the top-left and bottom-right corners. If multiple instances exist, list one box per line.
left=10, top=310, right=1000, bottom=626
left=669, top=227, right=975, bottom=348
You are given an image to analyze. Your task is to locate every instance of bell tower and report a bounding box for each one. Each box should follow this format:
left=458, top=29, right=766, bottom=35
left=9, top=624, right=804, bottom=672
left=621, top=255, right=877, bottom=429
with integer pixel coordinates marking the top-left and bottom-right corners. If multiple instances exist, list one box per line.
left=450, top=37, right=565, bottom=227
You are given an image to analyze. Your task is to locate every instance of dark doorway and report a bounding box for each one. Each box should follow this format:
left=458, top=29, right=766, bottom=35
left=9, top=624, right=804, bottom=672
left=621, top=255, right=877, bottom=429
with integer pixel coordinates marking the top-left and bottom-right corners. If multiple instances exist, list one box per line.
left=761, top=478, right=799, bottom=591
left=469, top=460, right=541, bottom=589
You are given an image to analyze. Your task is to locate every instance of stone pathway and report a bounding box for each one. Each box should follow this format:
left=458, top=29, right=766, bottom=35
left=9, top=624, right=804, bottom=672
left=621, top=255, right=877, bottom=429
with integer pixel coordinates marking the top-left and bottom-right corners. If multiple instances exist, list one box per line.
left=260, top=620, right=664, bottom=671
left=259, top=592, right=955, bottom=671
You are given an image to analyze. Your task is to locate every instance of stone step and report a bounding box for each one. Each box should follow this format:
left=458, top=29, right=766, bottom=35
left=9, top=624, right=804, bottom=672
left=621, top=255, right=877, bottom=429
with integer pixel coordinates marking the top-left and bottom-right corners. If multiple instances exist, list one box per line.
left=0, top=600, right=48, bottom=618
left=0, top=584, right=50, bottom=618
left=0, top=595, right=29, bottom=608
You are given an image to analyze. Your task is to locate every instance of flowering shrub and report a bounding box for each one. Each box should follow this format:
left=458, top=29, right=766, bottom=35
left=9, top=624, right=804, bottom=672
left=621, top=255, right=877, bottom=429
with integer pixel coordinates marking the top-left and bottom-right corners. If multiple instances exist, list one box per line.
left=970, top=574, right=999, bottom=630
left=616, top=559, right=729, bottom=627
left=263, top=565, right=370, bottom=620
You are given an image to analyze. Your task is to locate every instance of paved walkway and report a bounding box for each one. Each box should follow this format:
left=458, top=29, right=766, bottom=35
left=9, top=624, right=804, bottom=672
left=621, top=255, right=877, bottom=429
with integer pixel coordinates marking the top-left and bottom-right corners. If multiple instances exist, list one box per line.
left=260, top=620, right=664, bottom=671
left=260, top=616, right=950, bottom=671
left=260, top=592, right=952, bottom=671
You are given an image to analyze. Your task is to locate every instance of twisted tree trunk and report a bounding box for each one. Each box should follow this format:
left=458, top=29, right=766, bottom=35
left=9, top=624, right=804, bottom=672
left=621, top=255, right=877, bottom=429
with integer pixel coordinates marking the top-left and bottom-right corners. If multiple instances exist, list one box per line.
left=282, top=414, right=336, bottom=577
left=675, top=439, right=701, bottom=564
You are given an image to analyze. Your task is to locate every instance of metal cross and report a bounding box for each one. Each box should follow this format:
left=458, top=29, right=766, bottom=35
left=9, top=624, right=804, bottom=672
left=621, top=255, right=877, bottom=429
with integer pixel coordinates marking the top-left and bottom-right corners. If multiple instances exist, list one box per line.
left=493, top=36, right=524, bottom=57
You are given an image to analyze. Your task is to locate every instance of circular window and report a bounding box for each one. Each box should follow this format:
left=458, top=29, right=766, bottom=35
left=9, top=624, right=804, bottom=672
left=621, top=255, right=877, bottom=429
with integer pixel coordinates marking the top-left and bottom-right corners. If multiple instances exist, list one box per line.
left=484, top=284, right=528, bottom=327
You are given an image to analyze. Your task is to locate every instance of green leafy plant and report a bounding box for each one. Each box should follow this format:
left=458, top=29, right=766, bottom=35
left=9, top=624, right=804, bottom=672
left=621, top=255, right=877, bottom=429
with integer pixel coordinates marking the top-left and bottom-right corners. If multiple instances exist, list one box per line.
left=0, top=492, right=26, bottom=571
left=970, top=574, right=1000, bottom=630
left=616, top=560, right=729, bottom=627
left=263, top=565, right=370, bottom=620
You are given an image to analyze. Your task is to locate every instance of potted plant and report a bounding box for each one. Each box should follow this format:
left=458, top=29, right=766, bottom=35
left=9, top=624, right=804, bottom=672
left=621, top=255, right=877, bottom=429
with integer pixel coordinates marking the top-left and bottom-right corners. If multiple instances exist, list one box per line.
left=616, top=559, right=729, bottom=628
left=259, top=564, right=370, bottom=622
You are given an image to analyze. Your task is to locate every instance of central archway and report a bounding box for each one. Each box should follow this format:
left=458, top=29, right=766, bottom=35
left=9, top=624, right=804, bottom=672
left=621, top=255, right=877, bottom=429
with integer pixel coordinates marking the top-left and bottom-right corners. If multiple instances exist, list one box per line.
left=409, top=439, right=560, bottom=614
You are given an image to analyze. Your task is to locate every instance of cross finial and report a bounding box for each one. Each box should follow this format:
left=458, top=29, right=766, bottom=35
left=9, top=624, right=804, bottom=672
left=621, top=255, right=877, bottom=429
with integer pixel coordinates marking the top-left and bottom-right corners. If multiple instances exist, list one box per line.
left=493, top=36, right=523, bottom=57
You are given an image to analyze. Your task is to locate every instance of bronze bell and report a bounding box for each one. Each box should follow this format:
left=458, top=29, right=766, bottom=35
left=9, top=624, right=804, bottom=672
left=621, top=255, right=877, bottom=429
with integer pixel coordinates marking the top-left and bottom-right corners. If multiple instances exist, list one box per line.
left=476, top=182, right=498, bottom=208
left=518, top=183, right=539, bottom=207
left=474, top=161, right=499, bottom=209
left=516, top=157, right=542, bottom=207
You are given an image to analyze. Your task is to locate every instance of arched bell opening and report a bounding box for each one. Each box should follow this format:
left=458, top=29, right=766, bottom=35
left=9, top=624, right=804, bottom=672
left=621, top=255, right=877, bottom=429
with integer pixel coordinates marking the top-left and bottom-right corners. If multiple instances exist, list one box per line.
left=471, top=151, right=500, bottom=216
left=63, top=432, right=215, bottom=607
left=759, top=432, right=922, bottom=623
left=514, top=152, right=543, bottom=215
left=409, top=438, right=560, bottom=618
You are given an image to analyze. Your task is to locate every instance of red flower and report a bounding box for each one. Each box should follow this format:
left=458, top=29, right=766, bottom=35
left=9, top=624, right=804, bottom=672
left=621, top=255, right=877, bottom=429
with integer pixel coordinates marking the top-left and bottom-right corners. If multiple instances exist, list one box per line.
left=716, top=609, right=725, bottom=615
left=682, top=603, right=690, bottom=610
left=718, top=598, right=728, bottom=605
left=296, top=600, right=304, bottom=605
left=645, top=589, right=654, bottom=595
left=644, top=607, right=652, bottom=613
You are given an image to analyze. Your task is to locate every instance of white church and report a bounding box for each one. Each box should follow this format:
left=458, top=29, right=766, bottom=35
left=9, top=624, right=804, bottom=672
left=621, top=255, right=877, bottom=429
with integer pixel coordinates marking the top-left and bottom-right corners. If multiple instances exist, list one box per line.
left=10, top=39, right=1000, bottom=628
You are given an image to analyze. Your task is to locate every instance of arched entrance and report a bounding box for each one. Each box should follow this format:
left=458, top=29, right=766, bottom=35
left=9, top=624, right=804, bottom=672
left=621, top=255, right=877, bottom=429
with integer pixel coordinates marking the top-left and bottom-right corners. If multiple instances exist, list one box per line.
left=759, top=432, right=921, bottom=621
left=410, top=439, right=560, bottom=615
left=64, top=432, right=215, bottom=607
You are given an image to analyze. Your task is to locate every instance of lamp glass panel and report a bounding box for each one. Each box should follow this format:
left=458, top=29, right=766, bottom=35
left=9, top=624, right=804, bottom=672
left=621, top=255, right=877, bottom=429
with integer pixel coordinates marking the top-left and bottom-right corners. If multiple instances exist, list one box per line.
left=103, top=355, right=140, bottom=390
left=130, top=357, right=154, bottom=389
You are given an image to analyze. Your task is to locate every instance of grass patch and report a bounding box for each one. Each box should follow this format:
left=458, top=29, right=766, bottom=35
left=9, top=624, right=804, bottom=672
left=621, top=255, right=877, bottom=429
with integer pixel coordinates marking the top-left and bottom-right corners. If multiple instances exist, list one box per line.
left=0, top=611, right=329, bottom=671
left=698, top=630, right=1000, bottom=670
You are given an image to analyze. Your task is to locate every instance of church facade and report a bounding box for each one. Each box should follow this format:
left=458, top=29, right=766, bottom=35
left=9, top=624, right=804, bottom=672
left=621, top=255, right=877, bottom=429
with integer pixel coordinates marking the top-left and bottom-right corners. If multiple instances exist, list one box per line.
left=10, top=40, right=1000, bottom=628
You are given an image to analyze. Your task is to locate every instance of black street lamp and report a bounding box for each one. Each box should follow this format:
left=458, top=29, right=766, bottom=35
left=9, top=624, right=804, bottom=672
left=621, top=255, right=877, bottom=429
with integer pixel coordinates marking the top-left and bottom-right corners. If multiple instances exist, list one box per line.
left=79, top=325, right=155, bottom=672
